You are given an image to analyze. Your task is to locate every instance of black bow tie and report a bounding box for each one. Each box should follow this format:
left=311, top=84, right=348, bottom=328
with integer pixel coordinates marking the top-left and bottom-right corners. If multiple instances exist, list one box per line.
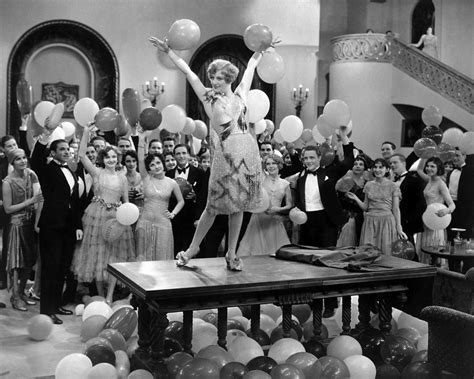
left=177, top=166, right=187, bottom=174
left=56, top=161, right=68, bottom=168
left=394, top=172, right=407, bottom=181
left=307, top=169, right=319, bottom=176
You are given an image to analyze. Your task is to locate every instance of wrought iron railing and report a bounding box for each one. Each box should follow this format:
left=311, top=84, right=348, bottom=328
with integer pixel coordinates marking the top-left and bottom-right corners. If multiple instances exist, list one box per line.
left=331, top=34, right=473, bottom=114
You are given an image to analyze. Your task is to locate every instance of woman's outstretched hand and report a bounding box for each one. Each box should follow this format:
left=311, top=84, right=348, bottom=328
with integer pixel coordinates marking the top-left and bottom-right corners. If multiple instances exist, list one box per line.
left=148, top=36, right=169, bottom=53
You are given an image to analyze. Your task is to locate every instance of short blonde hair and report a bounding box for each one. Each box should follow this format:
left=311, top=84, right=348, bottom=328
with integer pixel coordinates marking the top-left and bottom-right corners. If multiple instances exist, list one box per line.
left=264, top=153, right=284, bottom=170
left=207, top=59, right=239, bottom=84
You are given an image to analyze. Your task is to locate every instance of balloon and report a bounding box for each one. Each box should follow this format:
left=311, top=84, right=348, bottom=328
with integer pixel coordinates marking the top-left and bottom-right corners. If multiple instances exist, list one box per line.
left=375, top=364, right=400, bottom=378
left=141, top=99, right=152, bottom=110
left=413, top=138, right=437, bottom=159
left=74, top=98, right=100, bottom=126
left=82, top=301, right=113, bottom=322
left=261, top=304, right=282, bottom=322
left=102, top=219, right=126, bottom=243
left=104, top=307, right=138, bottom=339
left=196, top=345, right=233, bottom=369
left=228, top=307, right=243, bottom=319
left=164, top=337, right=183, bottom=357
left=50, top=126, right=66, bottom=142
left=401, top=361, right=440, bottom=378
left=76, top=303, right=85, bottom=316
left=286, top=352, right=318, bottom=377
left=259, top=313, right=278, bottom=336
left=327, top=335, right=363, bottom=361
left=139, top=107, right=162, bottom=131
left=227, top=329, right=247, bottom=345
left=116, top=203, right=140, bottom=226
left=391, top=239, right=416, bottom=260
left=421, top=125, right=443, bottom=144
left=279, top=115, right=303, bottom=143
left=126, top=336, right=139, bottom=358
left=270, top=325, right=299, bottom=344
left=323, top=99, right=351, bottom=128
left=165, top=321, right=184, bottom=343
left=320, top=142, right=336, bottom=166
left=247, top=90, right=270, bottom=123
left=161, top=104, right=187, bottom=133
left=114, top=114, right=130, bottom=137
left=84, top=344, right=116, bottom=366
left=300, top=129, right=313, bottom=143
left=357, top=329, right=386, bottom=365
left=244, top=24, right=273, bottom=52
left=95, top=107, right=120, bottom=132
left=245, top=328, right=270, bottom=347
left=16, top=76, right=34, bottom=115
left=397, top=313, right=428, bottom=336
left=191, top=137, right=202, bottom=156
left=247, top=356, right=277, bottom=374
left=436, top=142, right=456, bottom=163
left=302, top=320, right=329, bottom=341
left=310, top=356, right=350, bottom=378
left=380, top=335, right=417, bottom=372
left=251, top=188, right=270, bottom=213
left=182, top=117, right=196, bottom=135
left=243, top=370, right=271, bottom=379
left=343, top=355, right=376, bottom=379
left=269, top=363, right=305, bottom=379
left=227, top=336, right=264, bottom=365
left=27, top=314, right=53, bottom=341
left=316, top=114, right=336, bottom=138
left=254, top=119, right=267, bottom=135
left=86, top=362, right=117, bottom=378
left=231, top=316, right=250, bottom=330
left=167, top=352, right=193, bottom=378
left=122, top=88, right=141, bottom=127
left=167, top=19, right=201, bottom=51
left=98, top=328, right=127, bottom=352
left=395, top=327, right=422, bottom=346
left=221, top=362, right=249, bottom=379
left=61, top=121, right=76, bottom=139
left=268, top=338, right=305, bottom=364
left=128, top=369, right=154, bottom=379
left=81, top=315, right=108, bottom=342
left=55, top=353, right=93, bottom=379
left=46, top=102, right=65, bottom=130
left=422, top=202, right=451, bottom=230
left=83, top=337, right=114, bottom=353
left=458, top=131, right=474, bottom=155
left=192, top=323, right=218, bottom=353
left=273, top=130, right=284, bottom=144
left=312, top=125, right=326, bottom=144
left=115, top=350, right=130, bottom=379
left=416, top=334, right=428, bottom=352
left=411, top=350, right=428, bottom=363
left=257, top=50, right=285, bottom=83
left=303, top=339, right=326, bottom=358
left=441, top=127, right=463, bottom=147
left=192, top=120, right=208, bottom=139
left=289, top=208, right=307, bottom=225
left=265, top=119, right=275, bottom=134
left=34, top=101, right=55, bottom=127
left=176, top=358, right=220, bottom=379
left=421, top=105, right=442, bottom=127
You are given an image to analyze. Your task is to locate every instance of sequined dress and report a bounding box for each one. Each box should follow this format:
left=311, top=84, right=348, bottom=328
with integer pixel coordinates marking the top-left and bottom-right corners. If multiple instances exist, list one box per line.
left=73, top=170, right=135, bottom=282
left=135, top=176, right=175, bottom=261
left=359, top=180, right=400, bottom=255
left=205, top=90, right=262, bottom=215
left=238, top=176, right=290, bottom=256
left=422, top=35, right=438, bottom=58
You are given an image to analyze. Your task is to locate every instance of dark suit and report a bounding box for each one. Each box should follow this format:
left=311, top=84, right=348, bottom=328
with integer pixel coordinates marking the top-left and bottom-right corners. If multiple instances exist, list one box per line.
left=31, top=142, right=82, bottom=315
left=166, top=165, right=205, bottom=256
left=452, top=155, right=474, bottom=239
left=398, top=172, right=426, bottom=244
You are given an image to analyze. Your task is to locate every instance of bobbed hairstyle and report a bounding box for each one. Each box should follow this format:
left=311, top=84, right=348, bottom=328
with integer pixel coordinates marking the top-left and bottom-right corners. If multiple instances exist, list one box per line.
left=424, top=156, right=444, bottom=176
left=207, top=59, right=239, bottom=84
left=372, top=158, right=391, bottom=177
left=96, top=145, right=119, bottom=168
left=122, top=149, right=138, bottom=164
left=263, top=153, right=284, bottom=170
left=144, top=153, right=165, bottom=172
left=353, top=156, right=369, bottom=170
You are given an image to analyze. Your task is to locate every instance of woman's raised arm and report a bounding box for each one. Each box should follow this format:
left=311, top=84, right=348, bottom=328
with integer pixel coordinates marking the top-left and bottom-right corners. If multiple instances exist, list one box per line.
left=237, top=52, right=262, bottom=96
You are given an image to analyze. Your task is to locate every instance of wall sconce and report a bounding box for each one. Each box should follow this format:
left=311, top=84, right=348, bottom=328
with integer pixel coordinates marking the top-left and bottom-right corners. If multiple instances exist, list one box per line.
left=142, top=77, right=165, bottom=106
left=291, top=84, right=309, bottom=117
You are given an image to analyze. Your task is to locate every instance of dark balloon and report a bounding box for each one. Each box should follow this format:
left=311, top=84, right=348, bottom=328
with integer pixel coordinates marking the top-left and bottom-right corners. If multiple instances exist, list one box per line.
left=286, top=352, right=318, bottom=378
left=410, top=350, right=428, bottom=363
left=164, top=337, right=183, bottom=357
left=246, top=356, right=278, bottom=374
left=269, top=363, right=305, bottom=379
left=380, top=336, right=417, bottom=372
left=84, top=344, right=116, bottom=366
left=165, top=321, right=184, bottom=344
left=302, top=320, right=329, bottom=341
left=303, top=339, right=326, bottom=358
left=276, top=320, right=303, bottom=341
left=376, top=364, right=401, bottom=379
left=201, top=312, right=218, bottom=326
left=391, top=239, right=416, bottom=260
left=122, top=88, right=141, bottom=127
left=357, top=328, right=386, bottom=365
left=139, top=107, right=162, bottom=131
left=166, top=352, right=193, bottom=378
left=310, top=356, right=350, bottom=378
left=104, top=306, right=138, bottom=340
left=176, top=358, right=220, bottom=379
left=220, top=362, right=249, bottom=379
left=16, top=76, right=34, bottom=115
left=421, top=125, right=443, bottom=145
left=227, top=318, right=246, bottom=332
left=401, top=361, right=440, bottom=379
left=239, top=305, right=252, bottom=319
left=270, top=325, right=299, bottom=344
left=195, top=345, right=233, bottom=369
left=246, top=328, right=270, bottom=347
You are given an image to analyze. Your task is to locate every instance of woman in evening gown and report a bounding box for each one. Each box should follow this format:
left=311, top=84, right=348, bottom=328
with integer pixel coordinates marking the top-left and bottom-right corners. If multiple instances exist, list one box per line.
left=238, top=154, right=292, bottom=256
left=135, top=133, right=184, bottom=261
left=416, top=157, right=455, bottom=263
left=347, top=158, right=407, bottom=255
left=149, top=36, right=263, bottom=270
left=412, top=26, right=438, bottom=58
left=73, top=124, right=135, bottom=304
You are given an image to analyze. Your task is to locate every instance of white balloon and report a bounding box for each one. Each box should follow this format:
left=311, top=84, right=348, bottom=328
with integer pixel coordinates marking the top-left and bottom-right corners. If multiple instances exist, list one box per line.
left=74, top=98, right=99, bottom=126
left=253, top=119, right=267, bottom=135
left=279, top=115, right=303, bottom=143
left=50, top=126, right=66, bottom=142
left=116, top=203, right=140, bottom=226
left=61, top=121, right=76, bottom=138
left=34, top=101, right=55, bottom=127
left=247, top=90, right=270, bottom=123
left=55, top=353, right=92, bottom=379
left=82, top=301, right=113, bottom=321
left=422, top=203, right=452, bottom=231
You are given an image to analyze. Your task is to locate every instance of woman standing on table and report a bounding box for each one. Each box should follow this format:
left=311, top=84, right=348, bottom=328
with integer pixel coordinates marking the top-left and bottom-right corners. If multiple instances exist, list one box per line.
left=347, top=158, right=407, bottom=255
left=149, top=36, right=263, bottom=271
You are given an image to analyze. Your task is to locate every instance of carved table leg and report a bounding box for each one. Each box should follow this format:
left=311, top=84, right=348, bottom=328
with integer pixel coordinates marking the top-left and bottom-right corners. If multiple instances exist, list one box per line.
left=377, top=296, right=393, bottom=335
left=182, top=310, right=193, bottom=355
left=250, top=304, right=261, bottom=339
left=352, top=295, right=372, bottom=336
left=310, top=299, right=323, bottom=340
left=341, top=296, right=352, bottom=335
left=282, top=304, right=292, bottom=338
left=217, top=307, right=228, bottom=349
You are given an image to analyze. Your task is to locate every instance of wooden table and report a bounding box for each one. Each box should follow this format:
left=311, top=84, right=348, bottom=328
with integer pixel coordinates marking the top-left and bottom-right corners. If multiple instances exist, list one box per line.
left=108, top=255, right=435, bottom=372
left=421, top=246, right=474, bottom=273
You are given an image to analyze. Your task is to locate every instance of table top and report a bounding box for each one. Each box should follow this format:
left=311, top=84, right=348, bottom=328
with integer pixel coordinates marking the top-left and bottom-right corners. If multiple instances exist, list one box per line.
left=421, top=246, right=474, bottom=259
left=108, top=255, right=436, bottom=301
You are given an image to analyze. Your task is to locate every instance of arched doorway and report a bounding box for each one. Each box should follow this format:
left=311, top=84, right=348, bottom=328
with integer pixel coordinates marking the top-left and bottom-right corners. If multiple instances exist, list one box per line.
left=185, top=34, right=275, bottom=127
left=7, top=19, right=119, bottom=137
left=411, top=0, right=435, bottom=44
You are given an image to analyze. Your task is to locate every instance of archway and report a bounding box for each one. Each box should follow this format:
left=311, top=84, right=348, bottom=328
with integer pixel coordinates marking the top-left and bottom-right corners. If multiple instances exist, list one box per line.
left=7, top=19, right=119, bottom=137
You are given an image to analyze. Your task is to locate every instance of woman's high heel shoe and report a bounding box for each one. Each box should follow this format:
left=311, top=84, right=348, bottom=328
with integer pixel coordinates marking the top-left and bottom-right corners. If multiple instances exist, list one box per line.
left=26, top=287, right=40, bottom=301
left=176, top=251, right=192, bottom=267
left=21, top=294, right=36, bottom=305
left=11, top=296, right=27, bottom=312
left=225, top=254, right=243, bottom=271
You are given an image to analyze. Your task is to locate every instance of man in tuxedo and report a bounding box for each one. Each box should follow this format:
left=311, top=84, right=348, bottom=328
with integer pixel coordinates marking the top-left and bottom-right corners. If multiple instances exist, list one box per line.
left=390, top=154, right=426, bottom=247
left=31, top=135, right=83, bottom=324
left=452, top=150, right=474, bottom=239
left=447, top=149, right=466, bottom=241
left=294, top=145, right=347, bottom=317
left=166, top=144, right=205, bottom=256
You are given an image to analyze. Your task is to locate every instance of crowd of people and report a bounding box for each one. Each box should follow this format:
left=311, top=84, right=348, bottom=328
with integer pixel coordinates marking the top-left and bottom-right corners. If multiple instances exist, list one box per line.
left=0, top=42, right=472, bottom=325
